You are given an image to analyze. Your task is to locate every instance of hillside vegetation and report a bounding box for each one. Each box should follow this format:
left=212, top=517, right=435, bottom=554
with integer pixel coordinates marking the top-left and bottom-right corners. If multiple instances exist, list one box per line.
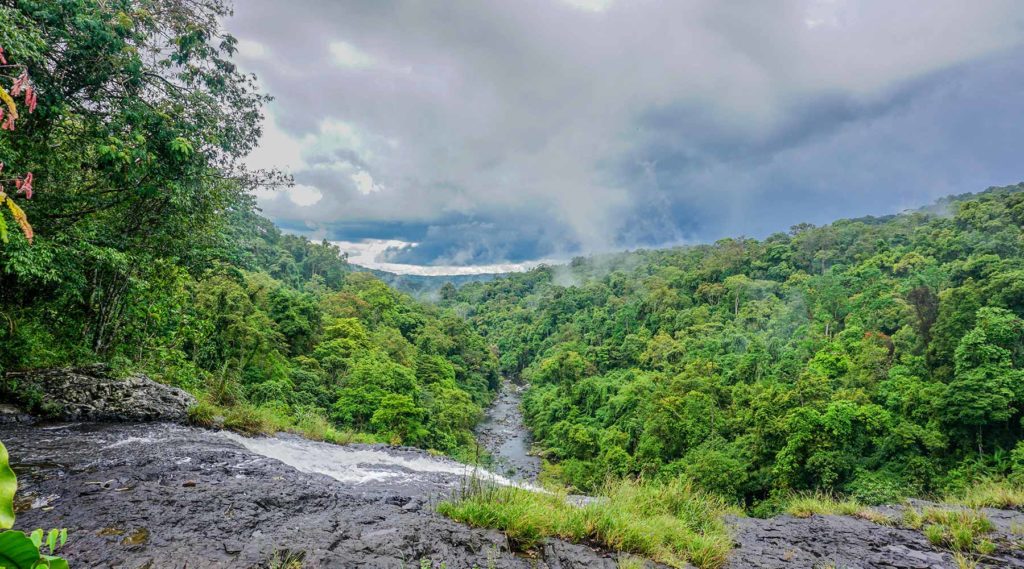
left=444, top=185, right=1024, bottom=510
left=0, top=0, right=497, bottom=456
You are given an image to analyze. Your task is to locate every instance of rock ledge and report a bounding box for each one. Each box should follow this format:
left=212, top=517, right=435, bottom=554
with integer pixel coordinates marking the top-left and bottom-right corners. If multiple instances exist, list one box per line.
left=4, top=364, right=195, bottom=422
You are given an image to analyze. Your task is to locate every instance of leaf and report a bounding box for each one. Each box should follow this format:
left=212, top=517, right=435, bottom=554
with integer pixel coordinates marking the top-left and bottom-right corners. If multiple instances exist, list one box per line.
left=45, top=529, right=56, bottom=554
left=0, top=531, right=42, bottom=568
left=28, top=529, right=41, bottom=548
left=0, top=86, right=18, bottom=122
left=169, top=137, right=194, bottom=159
left=58, top=529, right=66, bottom=548
left=40, top=555, right=69, bottom=569
left=4, top=198, right=32, bottom=243
left=0, top=442, right=17, bottom=530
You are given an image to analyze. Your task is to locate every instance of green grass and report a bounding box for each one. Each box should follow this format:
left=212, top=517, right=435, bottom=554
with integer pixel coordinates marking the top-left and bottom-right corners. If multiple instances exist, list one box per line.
left=436, top=477, right=736, bottom=569
left=267, top=549, right=304, bottom=569
left=783, top=493, right=896, bottom=525
left=910, top=508, right=994, bottom=554
left=187, top=397, right=379, bottom=444
left=783, top=492, right=1002, bottom=561
left=616, top=555, right=647, bottom=569
left=944, top=479, right=1024, bottom=510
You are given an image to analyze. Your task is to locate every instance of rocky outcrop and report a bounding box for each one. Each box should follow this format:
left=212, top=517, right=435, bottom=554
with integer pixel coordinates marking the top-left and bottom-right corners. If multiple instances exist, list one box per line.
left=1, top=422, right=633, bottom=568
left=3, top=364, right=195, bottom=422
left=4, top=419, right=1022, bottom=568
left=728, top=514, right=955, bottom=568
left=727, top=506, right=1024, bottom=568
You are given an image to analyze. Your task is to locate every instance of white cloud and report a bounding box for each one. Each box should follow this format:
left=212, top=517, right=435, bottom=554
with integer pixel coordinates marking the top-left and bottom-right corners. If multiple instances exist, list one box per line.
left=236, top=38, right=269, bottom=59
left=244, top=107, right=305, bottom=172
left=559, top=0, right=614, bottom=12
left=351, top=170, right=381, bottom=195
left=334, top=239, right=557, bottom=275
left=329, top=41, right=376, bottom=68
left=288, top=184, right=323, bottom=207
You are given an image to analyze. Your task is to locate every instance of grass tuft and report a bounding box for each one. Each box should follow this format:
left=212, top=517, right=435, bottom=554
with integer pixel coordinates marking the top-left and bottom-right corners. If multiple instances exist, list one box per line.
left=437, top=477, right=736, bottom=569
left=783, top=492, right=895, bottom=525
left=913, top=507, right=994, bottom=555
left=945, top=479, right=1024, bottom=510
left=188, top=397, right=380, bottom=444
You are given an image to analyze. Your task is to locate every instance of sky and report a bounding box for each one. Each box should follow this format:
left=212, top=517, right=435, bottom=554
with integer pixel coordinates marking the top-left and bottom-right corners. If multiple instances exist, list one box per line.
left=227, top=0, right=1024, bottom=275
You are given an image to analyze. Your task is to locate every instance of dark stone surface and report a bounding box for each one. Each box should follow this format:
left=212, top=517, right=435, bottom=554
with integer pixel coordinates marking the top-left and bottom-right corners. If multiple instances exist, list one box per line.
left=727, top=514, right=955, bottom=568
left=726, top=507, right=1024, bottom=568
left=0, top=422, right=626, bottom=568
left=4, top=365, right=195, bottom=422
left=4, top=420, right=1023, bottom=568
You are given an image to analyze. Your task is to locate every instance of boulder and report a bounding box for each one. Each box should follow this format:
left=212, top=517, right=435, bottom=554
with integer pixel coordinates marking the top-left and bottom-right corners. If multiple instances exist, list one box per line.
left=3, top=364, right=195, bottom=422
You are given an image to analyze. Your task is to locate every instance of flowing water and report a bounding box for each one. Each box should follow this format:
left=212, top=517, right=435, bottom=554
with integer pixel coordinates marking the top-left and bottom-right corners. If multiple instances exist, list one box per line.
left=0, top=421, right=616, bottom=567
left=222, top=430, right=531, bottom=491
left=6, top=416, right=1017, bottom=567
left=475, top=379, right=542, bottom=482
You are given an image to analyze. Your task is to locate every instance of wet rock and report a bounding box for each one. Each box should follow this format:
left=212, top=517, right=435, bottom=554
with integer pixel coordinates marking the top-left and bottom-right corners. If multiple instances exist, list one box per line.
left=726, top=511, right=1024, bottom=568
left=0, top=422, right=635, bottom=568
left=476, top=379, right=541, bottom=481
left=4, top=364, right=195, bottom=422
left=0, top=403, right=34, bottom=424
left=8, top=420, right=1021, bottom=568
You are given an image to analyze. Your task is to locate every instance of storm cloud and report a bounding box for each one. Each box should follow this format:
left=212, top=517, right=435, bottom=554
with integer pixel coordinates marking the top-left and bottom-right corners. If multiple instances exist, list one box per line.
left=229, top=0, right=1024, bottom=271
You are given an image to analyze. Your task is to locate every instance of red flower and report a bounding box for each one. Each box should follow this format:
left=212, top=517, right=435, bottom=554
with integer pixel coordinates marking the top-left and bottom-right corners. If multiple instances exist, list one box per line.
left=0, top=46, right=6, bottom=65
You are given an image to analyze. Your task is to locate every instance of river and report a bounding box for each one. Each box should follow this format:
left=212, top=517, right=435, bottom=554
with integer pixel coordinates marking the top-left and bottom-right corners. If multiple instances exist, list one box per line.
left=475, top=379, right=542, bottom=482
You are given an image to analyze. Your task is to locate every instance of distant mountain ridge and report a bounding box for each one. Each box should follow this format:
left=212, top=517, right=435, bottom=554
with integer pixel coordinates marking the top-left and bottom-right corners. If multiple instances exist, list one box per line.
left=354, top=266, right=504, bottom=297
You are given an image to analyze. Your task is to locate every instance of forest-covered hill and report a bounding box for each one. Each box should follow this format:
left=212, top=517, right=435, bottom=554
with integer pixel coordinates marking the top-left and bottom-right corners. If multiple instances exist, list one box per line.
left=3, top=0, right=1023, bottom=514
left=0, top=0, right=498, bottom=458
left=443, top=184, right=1024, bottom=510
left=361, top=267, right=500, bottom=298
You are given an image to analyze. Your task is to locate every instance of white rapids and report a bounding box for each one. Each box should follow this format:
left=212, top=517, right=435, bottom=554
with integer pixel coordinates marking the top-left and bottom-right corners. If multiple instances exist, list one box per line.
left=221, top=430, right=538, bottom=491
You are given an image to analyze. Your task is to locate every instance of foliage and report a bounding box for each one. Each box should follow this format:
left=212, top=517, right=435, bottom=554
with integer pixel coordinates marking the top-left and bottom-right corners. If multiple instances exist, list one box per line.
left=0, top=442, right=68, bottom=568
left=0, top=0, right=500, bottom=457
left=437, top=477, right=735, bottom=569
left=444, top=185, right=1024, bottom=505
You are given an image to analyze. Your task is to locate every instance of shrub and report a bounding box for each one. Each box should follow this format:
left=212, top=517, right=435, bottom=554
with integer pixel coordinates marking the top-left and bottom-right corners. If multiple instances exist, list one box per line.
left=187, top=399, right=221, bottom=428
left=846, top=470, right=909, bottom=505
left=223, top=404, right=274, bottom=436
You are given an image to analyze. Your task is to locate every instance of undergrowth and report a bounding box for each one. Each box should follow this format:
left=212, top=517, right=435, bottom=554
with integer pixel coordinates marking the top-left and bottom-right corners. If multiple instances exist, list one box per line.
left=187, top=397, right=380, bottom=444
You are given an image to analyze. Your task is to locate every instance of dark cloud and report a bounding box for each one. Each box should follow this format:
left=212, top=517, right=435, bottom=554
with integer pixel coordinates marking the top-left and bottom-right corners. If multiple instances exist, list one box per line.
left=230, top=0, right=1024, bottom=268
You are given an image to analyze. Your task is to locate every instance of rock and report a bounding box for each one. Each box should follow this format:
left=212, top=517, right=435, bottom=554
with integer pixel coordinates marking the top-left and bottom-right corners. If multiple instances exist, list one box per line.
left=726, top=512, right=1024, bottom=568
left=0, top=403, right=34, bottom=424
left=1, top=422, right=643, bottom=568
left=8, top=419, right=1022, bottom=568
left=3, top=364, right=196, bottom=423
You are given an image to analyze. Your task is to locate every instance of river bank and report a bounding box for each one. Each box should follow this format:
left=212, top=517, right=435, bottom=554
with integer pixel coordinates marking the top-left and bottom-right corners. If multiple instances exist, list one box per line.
left=3, top=421, right=623, bottom=568
left=6, top=420, right=1024, bottom=567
